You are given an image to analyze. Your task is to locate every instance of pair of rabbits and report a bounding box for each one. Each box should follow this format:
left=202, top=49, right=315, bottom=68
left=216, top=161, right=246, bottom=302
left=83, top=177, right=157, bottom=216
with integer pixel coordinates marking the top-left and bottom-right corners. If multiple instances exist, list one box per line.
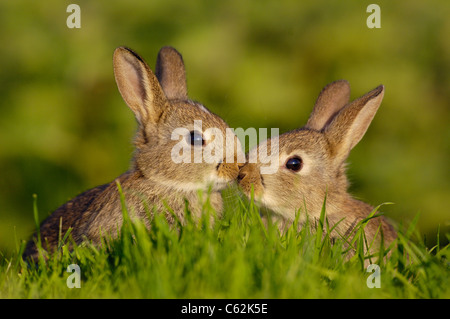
left=24, top=46, right=396, bottom=261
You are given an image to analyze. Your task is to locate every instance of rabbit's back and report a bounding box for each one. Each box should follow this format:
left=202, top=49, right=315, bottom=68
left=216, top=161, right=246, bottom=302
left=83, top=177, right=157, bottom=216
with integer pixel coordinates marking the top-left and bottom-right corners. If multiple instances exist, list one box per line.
left=23, top=183, right=110, bottom=260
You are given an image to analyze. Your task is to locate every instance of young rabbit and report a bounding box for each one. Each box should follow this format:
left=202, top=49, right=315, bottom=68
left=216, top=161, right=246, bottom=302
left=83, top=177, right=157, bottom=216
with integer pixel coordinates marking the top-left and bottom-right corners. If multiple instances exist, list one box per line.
left=24, top=46, right=243, bottom=261
left=238, top=80, right=396, bottom=253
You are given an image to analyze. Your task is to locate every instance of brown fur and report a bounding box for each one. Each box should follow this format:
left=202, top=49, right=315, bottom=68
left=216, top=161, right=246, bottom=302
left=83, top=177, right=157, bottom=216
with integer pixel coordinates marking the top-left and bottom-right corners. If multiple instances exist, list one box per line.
left=24, top=47, right=242, bottom=261
left=238, top=80, right=396, bottom=256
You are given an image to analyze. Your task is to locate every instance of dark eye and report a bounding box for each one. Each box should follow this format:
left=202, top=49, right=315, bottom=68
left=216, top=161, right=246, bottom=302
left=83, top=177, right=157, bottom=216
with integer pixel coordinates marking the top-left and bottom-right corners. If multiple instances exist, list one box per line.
left=285, top=157, right=302, bottom=172
left=189, top=131, right=205, bottom=146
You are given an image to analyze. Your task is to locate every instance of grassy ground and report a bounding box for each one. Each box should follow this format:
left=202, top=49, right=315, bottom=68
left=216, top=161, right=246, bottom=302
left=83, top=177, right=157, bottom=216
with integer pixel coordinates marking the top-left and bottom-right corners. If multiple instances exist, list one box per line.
left=0, top=186, right=448, bottom=299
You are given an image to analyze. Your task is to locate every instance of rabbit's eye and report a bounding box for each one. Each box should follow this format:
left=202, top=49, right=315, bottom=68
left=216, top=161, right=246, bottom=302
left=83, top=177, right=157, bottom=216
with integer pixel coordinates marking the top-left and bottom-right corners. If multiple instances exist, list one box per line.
left=285, top=157, right=302, bottom=172
left=189, top=131, right=205, bottom=146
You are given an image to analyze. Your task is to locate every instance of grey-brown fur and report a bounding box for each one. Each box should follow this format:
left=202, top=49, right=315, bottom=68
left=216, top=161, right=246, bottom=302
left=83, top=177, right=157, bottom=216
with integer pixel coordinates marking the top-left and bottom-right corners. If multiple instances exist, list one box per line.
left=238, top=80, right=396, bottom=254
left=24, top=47, right=242, bottom=261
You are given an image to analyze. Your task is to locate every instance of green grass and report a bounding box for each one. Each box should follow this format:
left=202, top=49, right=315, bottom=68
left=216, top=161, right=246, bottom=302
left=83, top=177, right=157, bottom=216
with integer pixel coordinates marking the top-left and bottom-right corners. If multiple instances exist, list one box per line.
left=0, top=186, right=448, bottom=299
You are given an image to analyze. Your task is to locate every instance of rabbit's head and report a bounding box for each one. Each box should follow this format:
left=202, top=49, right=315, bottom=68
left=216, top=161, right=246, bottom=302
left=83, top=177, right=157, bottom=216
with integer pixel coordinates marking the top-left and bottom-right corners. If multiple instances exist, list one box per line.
left=113, top=47, right=243, bottom=193
left=238, top=80, right=385, bottom=221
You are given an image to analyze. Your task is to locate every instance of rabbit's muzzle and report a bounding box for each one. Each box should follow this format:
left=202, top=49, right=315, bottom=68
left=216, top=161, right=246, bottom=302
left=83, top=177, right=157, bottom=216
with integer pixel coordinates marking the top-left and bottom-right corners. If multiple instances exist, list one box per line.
left=217, top=161, right=240, bottom=183
left=237, top=163, right=264, bottom=197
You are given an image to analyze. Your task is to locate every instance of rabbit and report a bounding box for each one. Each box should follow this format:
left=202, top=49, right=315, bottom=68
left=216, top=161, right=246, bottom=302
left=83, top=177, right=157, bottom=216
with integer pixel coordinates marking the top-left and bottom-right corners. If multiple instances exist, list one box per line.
left=238, top=80, right=396, bottom=255
left=23, top=46, right=244, bottom=261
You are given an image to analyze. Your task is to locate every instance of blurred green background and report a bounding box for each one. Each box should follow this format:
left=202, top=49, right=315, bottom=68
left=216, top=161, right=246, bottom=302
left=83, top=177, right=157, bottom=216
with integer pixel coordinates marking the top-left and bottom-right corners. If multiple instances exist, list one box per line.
left=0, top=0, right=448, bottom=254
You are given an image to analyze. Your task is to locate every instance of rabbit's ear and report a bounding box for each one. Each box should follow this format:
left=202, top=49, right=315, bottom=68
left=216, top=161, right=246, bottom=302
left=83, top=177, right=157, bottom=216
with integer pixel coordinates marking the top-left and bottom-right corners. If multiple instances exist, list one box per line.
left=155, top=46, right=188, bottom=100
left=305, top=80, right=351, bottom=131
left=325, top=85, right=384, bottom=163
left=113, top=47, right=167, bottom=126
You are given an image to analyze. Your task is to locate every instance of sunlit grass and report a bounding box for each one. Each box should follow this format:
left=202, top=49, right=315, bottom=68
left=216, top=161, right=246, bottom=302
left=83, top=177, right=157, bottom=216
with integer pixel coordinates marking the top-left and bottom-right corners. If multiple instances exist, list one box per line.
left=0, top=185, right=448, bottom=299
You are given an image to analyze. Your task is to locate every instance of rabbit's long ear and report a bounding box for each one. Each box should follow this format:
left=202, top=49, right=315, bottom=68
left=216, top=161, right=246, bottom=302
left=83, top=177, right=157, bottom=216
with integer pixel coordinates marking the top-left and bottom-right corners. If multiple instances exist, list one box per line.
left=113, top=47, right=167, bottom=126
left=155, top=46, right=188, bottom=100
left=305, top=80, right=351, bottom=131
left=324, top=85, right=384, bottom=163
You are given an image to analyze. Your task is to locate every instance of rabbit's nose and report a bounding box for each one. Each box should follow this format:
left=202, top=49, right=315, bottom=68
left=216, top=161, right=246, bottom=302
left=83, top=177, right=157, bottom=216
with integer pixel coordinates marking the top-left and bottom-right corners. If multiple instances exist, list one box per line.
left=237, top=170, right=247, bottom=183
left=237, top=164, right=249, bottom=182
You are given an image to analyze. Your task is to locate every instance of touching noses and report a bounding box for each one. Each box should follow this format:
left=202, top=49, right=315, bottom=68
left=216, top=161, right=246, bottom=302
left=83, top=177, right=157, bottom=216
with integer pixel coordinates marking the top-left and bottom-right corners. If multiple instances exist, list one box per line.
left=237, top=162, right=259, bottom=183
left=237, top=162, right=250, bottom=182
